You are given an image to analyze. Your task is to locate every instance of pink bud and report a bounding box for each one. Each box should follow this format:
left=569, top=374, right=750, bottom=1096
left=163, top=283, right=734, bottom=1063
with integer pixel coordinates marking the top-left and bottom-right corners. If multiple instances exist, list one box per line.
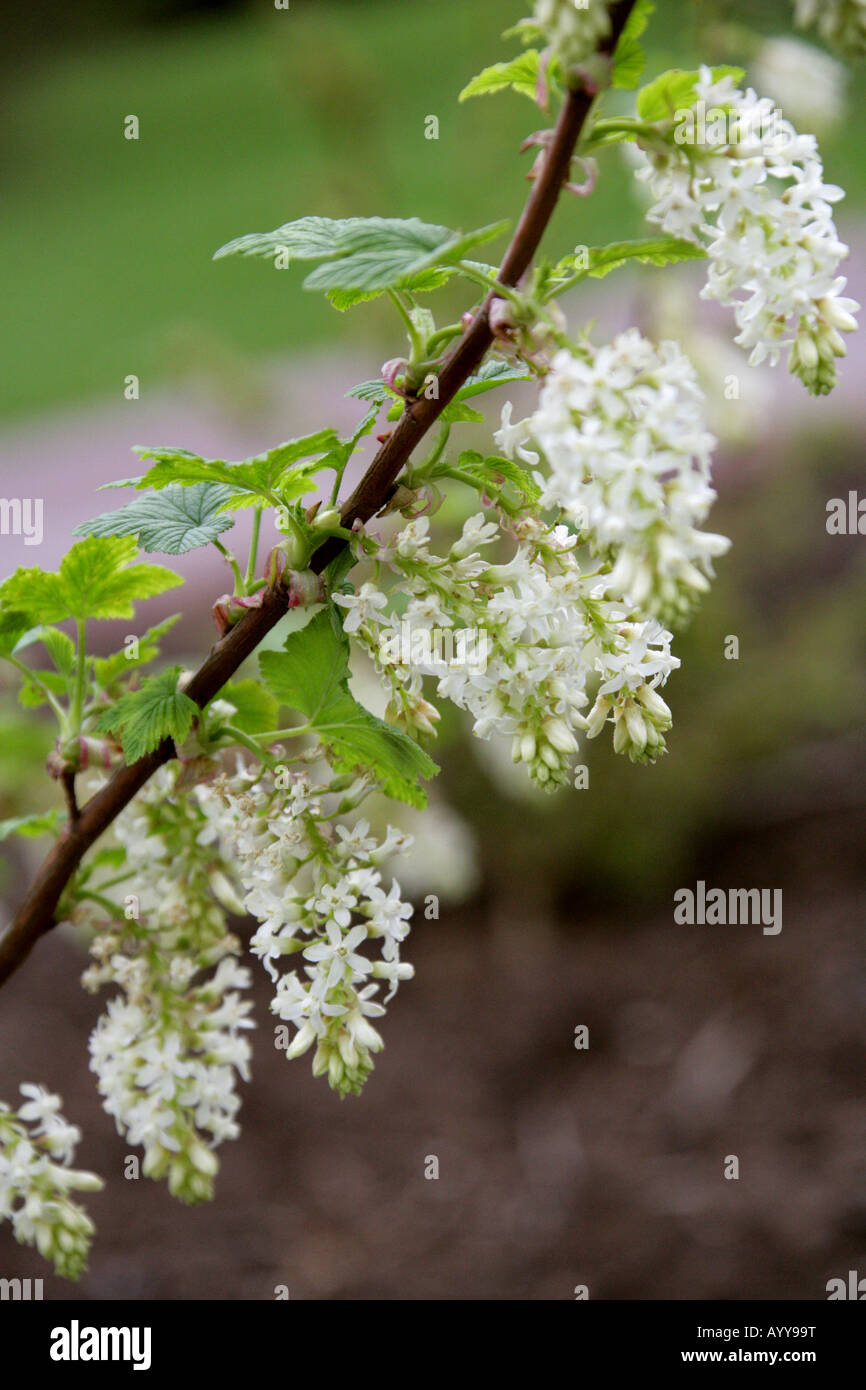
left=381, top=357, right=409, bottom=392
left=286, top=570, right=325, bottom=609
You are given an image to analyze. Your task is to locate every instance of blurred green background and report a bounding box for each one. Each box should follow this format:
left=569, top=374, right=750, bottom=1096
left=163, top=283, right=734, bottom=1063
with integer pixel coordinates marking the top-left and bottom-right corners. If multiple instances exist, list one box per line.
left=0, top=0, right=864, bottom=1302
left=3, top=0, right=866, bottom=421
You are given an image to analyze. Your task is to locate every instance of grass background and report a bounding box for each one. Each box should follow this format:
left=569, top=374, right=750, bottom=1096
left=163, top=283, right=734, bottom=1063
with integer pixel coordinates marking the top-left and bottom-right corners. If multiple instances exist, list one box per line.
left=3, top=0, right=865, bottom=422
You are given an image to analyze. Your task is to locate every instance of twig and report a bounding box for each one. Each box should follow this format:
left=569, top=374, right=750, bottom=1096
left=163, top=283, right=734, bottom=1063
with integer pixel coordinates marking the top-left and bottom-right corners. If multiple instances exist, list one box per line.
left=60, top=770, right=80, bottom=824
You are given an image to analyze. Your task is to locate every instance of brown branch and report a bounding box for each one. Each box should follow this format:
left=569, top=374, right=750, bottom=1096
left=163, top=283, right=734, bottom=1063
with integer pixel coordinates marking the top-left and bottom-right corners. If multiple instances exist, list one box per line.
left=60, top=770, right=80, bottom=824
left=0, top=2, right=636, bottom=991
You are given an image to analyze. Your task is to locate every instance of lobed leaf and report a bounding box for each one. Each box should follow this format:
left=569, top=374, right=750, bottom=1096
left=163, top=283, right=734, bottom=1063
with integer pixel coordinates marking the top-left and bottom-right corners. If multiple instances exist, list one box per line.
left=0, top=537, right=182, bottom=624
left=74, top=483, right=236, bottom=554
left=96, top=665, right=199, bottom=764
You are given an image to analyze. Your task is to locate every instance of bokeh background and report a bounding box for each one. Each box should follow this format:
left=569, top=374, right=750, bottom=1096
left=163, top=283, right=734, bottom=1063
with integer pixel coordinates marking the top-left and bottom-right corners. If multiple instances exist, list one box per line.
left=1, top=0, right=864, bottom=1299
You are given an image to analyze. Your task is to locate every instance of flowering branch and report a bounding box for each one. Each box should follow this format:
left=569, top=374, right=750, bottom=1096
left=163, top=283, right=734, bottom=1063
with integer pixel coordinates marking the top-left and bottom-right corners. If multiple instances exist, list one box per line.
left=0, top=1, right=639, bottom=993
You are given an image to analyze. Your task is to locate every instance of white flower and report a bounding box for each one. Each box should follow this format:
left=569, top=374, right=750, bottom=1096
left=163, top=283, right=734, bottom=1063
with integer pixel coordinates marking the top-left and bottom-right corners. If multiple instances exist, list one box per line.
left=494, top=402, right=540, bottom=467
left=306, top=880, right=358, bottom=929
left=524, top=333, right=729, bottom=622
left=17, top=1084, right=63, bottom=1129
left=635, top=66, right=859, bottom=393
left=1, top=1087, right=103, bottom=1279
left=304, top=922, right=372, bottom=996
left=362, top=880, right=414, bottom=960
left=333, top=582, right=388, bottom=633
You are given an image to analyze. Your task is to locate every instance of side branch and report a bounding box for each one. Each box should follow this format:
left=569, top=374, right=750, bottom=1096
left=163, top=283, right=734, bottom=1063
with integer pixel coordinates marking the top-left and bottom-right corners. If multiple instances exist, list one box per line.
left=0, top=0, right=635, bottom=990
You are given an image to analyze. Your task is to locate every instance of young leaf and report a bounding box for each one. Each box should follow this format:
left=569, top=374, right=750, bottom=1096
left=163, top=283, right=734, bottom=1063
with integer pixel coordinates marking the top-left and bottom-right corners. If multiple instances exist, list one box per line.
left=0, top=809, right=65, bottom=841
left=96, top=665, right=198, bottom=764
left=217, top=215, right=507, bottom=298
left=74, top=483, right=236, bottom=554
left=611, top=36, right=646, bottom=90
left=451, top=450, right=541, bottom=505
left=12, top=625, right=76, bottom=677
left=636, top=66, right=745, bottom=123
left=459, top=51, right=548, bottom=103
left=259, top=607, right=437, bottom=807
left=301, top=219, right=507, bottom=296
left=92, top=614, right=182, bottom=687
left=128, top=431, right=340, bottom=510
left=545, top=238, right=706, bottom=299
left=0, top=537, right=182, bottom=624
left=583, top=238, right=706, bottom=278
left=453, top=360, right=532, bottom=401
left=346, top=379, right=395, bottom=407
left=612, top=0, right=655, bottom=87
left=0, top=610, right=33, bottom=658
left=439, top=401, right=485, bottom=425
left=213, top=215, right=353, bottom=265
left=17, top=668, right=67, bottom=709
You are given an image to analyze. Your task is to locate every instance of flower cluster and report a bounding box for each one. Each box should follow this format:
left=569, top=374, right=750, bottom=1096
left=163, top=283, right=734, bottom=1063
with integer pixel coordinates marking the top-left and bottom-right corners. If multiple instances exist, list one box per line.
left=197, top=766, right=415, bottom=1097
left=635, top=66, right=859, bottom=393
left=526, top=0, right=612, bottom=71
left=794, top=0, right=866, bottom=58
left=338, top=512, right=681, bottom=785
left=498, top=331, right=730, bottom=624
left=0, top=1085, right=103, bottom=1279
left=752, top=37, right=845, bottom=132
left=78, top=768, right=254, bottom=1203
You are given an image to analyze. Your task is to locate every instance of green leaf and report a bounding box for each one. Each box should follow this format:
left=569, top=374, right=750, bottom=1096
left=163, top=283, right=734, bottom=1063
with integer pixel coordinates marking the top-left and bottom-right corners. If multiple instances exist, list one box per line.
left=13, top=625, right=76, bottom=676
left=92, top=614, right=182, bottom=687
left=611, top=36, right=645, bottom=90
left=460, top=51, right=547, bottom=103
left=439, top=401, right=484, bottom=425
left=0, top=610, right=32, bottom=658
left=611, top=0, right=655, bottom=89
left=214, top=679, right=279, bottom=735
left=622, top=0, right=655, bottom=39
left=346, top=379, right=394, bottom=406
left=0, top=809, right=65, bottom=841
left=636, top=66, right=744, bottom=122
left=0, top=537, right=182, bottom=624
left=546, top=238, right=706, bottom=297
left=453, top=359, right=532, bottom=400
left=301, top=219, right=507, bottom=295
left=217, top=215, right=508, bottom=297
left=259, top=607, right=437, bottom=807
left=96, top=665, right=198, bottom=764
left=451, top=450, right=541, bottom=505
left=214, top=215, right=352, bottom=265
left=74, top=483, right=236, bottom=554
left=584, top=237, right=706, bottom=278
left=130, top=431, right=340, bottom=510
left=17, top=668, right=67, bottom=709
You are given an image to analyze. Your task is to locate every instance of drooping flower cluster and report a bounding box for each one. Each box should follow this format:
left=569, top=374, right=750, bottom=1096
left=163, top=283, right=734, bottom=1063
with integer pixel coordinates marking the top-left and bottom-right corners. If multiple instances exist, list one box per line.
left=497, top=330, right=730, bottom=624
left=794, top=0, right=866, bottom=58
left=78, top=767, right=254, bottom=1203
left=337, top=512, right=681, bottom=787
left=197, top=766, right=415, bottom=1097
left=635, top=66, right=859, bottom=393
left=0, top=1085, right=103, bottom=1279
